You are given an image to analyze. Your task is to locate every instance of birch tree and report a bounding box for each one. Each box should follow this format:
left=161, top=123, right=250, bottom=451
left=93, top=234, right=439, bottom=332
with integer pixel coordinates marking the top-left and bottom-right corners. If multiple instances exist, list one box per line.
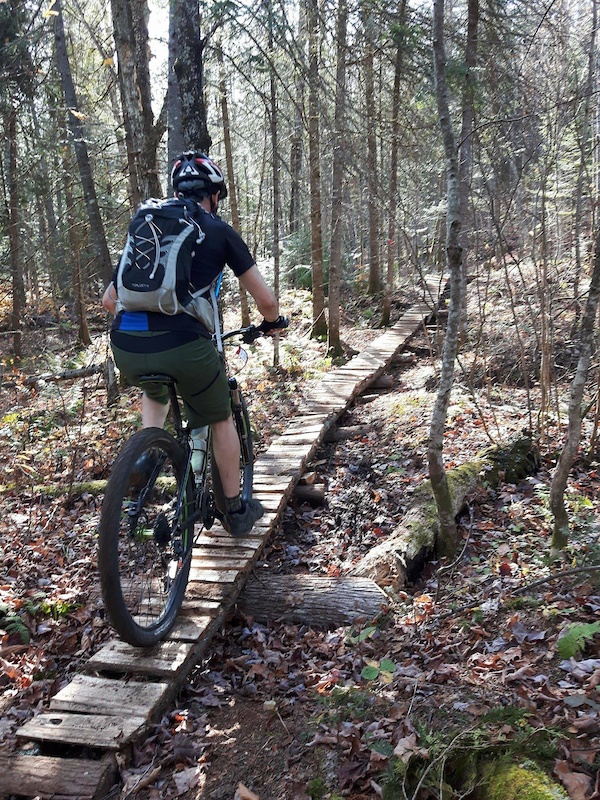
left=428, top=0, right=477, bottom=557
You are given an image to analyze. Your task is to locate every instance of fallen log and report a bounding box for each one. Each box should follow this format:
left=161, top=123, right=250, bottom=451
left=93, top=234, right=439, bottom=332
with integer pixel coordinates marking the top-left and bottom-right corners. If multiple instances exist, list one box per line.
left=237, top=575, right=389, bottom=628
left=350, top=437, right=539, bottom=590
left=24, top=364, right=104, bottom=387
left=293, top=484, right=326, bottom=505
left=324, top=424, right=371, bottom=442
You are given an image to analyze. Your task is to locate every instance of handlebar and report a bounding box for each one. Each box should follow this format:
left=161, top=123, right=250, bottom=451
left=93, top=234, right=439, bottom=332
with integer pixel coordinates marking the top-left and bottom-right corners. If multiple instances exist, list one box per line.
left=219, top=317, right=289, bottom=345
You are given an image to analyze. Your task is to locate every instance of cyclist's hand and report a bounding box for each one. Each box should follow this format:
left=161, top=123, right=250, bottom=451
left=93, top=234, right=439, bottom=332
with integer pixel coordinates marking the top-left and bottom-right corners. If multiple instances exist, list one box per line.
left=257, top=315, right=289, bottom=336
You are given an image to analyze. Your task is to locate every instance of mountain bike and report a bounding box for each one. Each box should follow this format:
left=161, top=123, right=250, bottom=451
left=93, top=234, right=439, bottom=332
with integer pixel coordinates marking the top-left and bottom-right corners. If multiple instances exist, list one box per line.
left=98, top=324, right=268, bottom=648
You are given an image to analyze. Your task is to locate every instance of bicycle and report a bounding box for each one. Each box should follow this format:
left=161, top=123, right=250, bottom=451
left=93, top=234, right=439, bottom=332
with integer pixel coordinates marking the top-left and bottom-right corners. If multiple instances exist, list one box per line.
left=98, top=323, right=270, bottom=648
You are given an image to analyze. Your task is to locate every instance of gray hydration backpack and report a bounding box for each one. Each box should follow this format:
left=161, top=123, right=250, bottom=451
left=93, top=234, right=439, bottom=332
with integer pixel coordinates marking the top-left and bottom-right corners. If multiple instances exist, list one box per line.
left=115, top=197, right=218, bottom=331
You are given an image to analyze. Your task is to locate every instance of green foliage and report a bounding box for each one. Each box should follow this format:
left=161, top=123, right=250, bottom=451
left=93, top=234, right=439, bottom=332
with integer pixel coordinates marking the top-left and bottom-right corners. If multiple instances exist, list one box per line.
left=557, top=621, right=600, bottom=659
left=0, top=601, right=30, bottom=643
left=380, top=708, right=565, bottom=800
left=361, top=658, right=396, bottom=683
left=307, top=776, right=327, bottom=799
left=486, top=763, right=569, bottom=800
left=347, top=625, right=376, bottom=644
left=3, top=614, right=30, bottom=644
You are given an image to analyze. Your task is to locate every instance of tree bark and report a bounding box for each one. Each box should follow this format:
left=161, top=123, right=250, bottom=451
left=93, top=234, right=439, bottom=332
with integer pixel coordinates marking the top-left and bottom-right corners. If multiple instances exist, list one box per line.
left=268, top=1, right=281, bottom=366
left=7, top=102, right=24, bottom=360
left=352, top=437, right=539, bottom=589
left=328, top=0, right=348, bottom=358
left=549, top=226, right=600, bottom=549
left=307, top=0, right=328, bottom=340
left=110, top=0, right=164, bottom=204
left=363, top=5, right=380, bottom=295
left=53, top=0, right=113, bottom=284
left=381, top=7, right=406, bottom=327
left=62, top=146, right=92, bottom=346
left=171, top=0, right=211, bottom=152
left=428, top=0, right=465, bottom=558
left=288, top=1, right=306, bottom=245
left=238, top=575, right=389, bottom=629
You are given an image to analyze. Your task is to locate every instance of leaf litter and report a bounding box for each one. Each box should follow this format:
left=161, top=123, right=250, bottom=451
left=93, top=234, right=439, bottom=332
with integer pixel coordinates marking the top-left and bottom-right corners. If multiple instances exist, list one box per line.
left=0, top=289, right=598, bottom=799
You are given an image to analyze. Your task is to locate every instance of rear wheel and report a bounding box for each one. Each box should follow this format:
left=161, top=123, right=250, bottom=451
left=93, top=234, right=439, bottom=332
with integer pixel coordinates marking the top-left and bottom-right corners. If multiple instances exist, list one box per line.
left=211, top=386, right=254, bottom=515
left=98, top=427, right=194, bottom=647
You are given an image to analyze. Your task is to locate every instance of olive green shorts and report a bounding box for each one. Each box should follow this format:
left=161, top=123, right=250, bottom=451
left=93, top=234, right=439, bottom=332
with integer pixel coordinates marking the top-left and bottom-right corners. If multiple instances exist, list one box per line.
left=111, top=332, right=230, bottom=428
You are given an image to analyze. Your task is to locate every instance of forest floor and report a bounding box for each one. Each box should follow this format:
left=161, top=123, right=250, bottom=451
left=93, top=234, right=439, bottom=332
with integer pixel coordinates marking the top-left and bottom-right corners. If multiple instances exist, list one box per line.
left=0, top=272, right=599, bottom=800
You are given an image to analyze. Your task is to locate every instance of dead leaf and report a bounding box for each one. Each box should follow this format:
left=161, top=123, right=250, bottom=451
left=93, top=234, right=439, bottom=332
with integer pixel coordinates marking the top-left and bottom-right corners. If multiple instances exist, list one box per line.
left=172, top=766, right=203, bottom=794
left=235, top=784, right=260, bottom=800
left=554, top=759, right=593, bottom=800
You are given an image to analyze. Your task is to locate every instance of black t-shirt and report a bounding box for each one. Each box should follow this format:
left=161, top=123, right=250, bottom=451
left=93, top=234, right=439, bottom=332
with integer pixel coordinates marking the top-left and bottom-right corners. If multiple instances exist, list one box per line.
left=111, top=205, right=254, bottom=339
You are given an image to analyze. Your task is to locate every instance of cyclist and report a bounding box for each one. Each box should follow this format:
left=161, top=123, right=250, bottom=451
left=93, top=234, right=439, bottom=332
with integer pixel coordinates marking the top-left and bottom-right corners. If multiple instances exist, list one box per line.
left=102, top=151, right=287, bottom=536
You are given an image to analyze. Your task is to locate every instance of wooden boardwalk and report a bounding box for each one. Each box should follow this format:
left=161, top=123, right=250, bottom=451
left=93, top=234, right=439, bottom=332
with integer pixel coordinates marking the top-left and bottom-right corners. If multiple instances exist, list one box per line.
left=0, top=274, right=446, bottom=800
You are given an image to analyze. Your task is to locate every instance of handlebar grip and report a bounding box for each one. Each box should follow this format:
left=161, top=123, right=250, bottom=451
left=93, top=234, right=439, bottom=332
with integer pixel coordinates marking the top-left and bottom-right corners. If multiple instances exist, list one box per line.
left=241, top=325, right=263, bottom=344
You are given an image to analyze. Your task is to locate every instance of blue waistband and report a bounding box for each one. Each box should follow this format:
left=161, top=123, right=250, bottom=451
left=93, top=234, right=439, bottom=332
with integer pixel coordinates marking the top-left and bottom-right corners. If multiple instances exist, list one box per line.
left=118, top=311, right=150, bottom=331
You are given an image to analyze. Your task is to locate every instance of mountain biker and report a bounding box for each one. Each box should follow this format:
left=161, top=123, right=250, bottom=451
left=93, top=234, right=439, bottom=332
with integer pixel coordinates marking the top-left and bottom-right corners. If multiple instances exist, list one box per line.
left=102, top=151, right=287, bottom=536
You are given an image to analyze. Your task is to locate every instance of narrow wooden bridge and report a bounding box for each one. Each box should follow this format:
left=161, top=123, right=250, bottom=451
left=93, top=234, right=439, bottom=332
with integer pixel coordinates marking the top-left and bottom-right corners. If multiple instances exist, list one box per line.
left=0, top=274, right=447, bottom=800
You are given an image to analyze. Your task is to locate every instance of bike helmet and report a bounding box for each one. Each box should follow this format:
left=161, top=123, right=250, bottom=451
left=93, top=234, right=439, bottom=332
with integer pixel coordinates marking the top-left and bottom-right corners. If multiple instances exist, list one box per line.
left=171, top=151, right=228, bottom=199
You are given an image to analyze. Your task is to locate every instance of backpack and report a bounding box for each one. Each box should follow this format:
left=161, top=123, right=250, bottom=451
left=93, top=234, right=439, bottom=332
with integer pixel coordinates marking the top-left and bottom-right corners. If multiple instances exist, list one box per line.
left=115, top=197, right=218, bottom=331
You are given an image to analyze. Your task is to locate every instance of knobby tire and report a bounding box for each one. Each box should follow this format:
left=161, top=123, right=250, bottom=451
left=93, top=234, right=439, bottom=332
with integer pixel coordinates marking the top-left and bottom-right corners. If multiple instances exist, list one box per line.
left=98, top=427, right=194, bottom=647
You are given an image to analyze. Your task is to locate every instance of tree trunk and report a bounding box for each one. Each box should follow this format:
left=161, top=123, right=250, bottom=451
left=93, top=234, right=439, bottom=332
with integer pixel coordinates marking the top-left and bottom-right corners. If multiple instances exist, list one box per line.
left=352, top=437, right=539, bottom=589
left=238, top=576, right=389, bottom=629
left=62, top=147, right=92, bottom=347
left=327, top=0, right=348, bottom=358
left=7, top=102, right=24, bottom=360
left=172, top=0, right=211, bottom=152
left=288, top=0, right=306, bottom=245
left=167, top=0, right=185, bottom=169
left=268, top=2, right=281, bottom=367
left=218, top=45, right=250, bottom=326
left=53, top=0, right=113, bottom=284
left=572, top=0, right=597, bottom=329
left=549, top=225, right=600, bottom=549
left=363, top=7, right=380, bottom=295
left=307, top=0, right=327, bottom=340
left=110, top=0, right=164, bottom=204
left=428, top=0, right=465, bottom=558
left=381, top=7, right=406, bottom=327
left=457, top=0, right=478, bottom=342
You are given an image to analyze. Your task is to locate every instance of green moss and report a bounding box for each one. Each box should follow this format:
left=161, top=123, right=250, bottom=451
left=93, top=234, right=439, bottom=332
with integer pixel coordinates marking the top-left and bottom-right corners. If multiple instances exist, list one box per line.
left=485, top=763, right=568, bottom=800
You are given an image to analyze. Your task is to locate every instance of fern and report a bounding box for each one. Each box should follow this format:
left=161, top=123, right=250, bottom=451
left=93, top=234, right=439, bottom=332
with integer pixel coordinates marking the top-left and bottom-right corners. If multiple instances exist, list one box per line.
left=557, top=621, right=600, bottom=659
left=4, top=615, right=31, bottom=644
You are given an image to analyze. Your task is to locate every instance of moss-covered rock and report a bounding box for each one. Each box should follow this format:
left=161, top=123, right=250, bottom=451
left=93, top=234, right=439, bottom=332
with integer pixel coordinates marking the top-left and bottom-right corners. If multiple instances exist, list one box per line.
left=484, top=763, right=568, bottom=800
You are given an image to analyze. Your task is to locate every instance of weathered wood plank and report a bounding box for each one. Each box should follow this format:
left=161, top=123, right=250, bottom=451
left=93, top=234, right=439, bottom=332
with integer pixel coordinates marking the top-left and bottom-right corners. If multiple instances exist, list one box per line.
left=16, top=712, right=146, bottom=749
left=50, top=674, right=170, bottom=718
left=85, top=639, right=195, bottom=677
left=180, top=598, right=222, bottom=616
left=191, top=552, right=253, bottom=568
left=167, top=614, right=214, bottom=641
left=188, top=567, right=241, bottom=582
left=194, top=535, right=262, bottom=551
left=0, top=754, right=116, bottom=799
left=185, top=581, right=236, bottom=601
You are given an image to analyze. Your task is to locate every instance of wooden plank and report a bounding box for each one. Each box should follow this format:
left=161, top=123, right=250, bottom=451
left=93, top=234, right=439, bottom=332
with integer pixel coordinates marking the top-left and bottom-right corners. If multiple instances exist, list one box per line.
left=85, top=639, right=195, bottom=677
left=16, top=712, right=146, bottom=749
left=167, top=614, right=214, bottom=641
left=188, top=567, right=241, bottom=582
left=185, top=581, right=236, bottom=602
left=50, top=674, right=170, bottom=718
left=191, top=552, right=253, bottom=568
left=180, top=597, right=222, bottom=616
left=0, top=753, right=116, bottom=799
left=194, top=535, right=262, bottom=552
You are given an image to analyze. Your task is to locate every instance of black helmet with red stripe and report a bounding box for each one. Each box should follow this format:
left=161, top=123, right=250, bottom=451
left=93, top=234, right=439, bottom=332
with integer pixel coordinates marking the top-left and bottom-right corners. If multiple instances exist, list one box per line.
left=171, top=151, right=228, bottom=199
